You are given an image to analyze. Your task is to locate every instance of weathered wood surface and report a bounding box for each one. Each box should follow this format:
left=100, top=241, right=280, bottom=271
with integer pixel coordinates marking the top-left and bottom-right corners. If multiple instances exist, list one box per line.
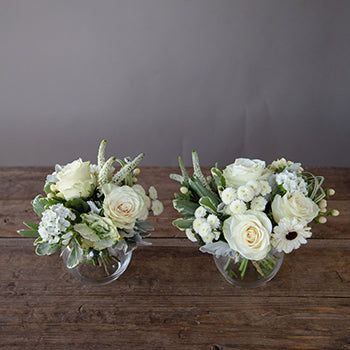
left=0, top=167, right=349, bottom=350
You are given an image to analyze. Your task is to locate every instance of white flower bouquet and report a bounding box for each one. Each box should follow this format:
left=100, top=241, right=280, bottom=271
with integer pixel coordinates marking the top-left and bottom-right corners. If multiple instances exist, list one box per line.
left=18, top=140, right=163, bottom=280
left=171, top=152, right=339, bottom=285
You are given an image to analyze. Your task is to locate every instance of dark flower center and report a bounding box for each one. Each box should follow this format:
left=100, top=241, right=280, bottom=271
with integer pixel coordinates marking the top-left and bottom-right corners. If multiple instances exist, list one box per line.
left=286, top=231, right=298, bottom=241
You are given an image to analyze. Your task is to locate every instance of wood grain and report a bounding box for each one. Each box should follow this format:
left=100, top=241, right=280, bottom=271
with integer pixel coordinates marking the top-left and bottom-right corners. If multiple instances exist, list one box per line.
left=0, top=239, right=349, bottom=350
left=0, top=167, right=349, bottom=350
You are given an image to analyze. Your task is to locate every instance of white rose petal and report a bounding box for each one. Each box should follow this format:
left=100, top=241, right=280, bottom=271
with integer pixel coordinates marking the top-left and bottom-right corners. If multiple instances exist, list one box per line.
left=133, top=184, right=152, bottom=209
left=271, top=192, right=319, bottom=224
left=223, top=158, right=266, bottom=188
left=103, top=184, right=148, bottom=229
left=55, top=159, right=97, bottom=200
left=223, top=210, right=271, bottom=260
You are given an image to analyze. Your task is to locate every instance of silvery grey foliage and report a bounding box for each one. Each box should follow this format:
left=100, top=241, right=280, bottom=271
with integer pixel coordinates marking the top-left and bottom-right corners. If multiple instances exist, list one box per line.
left=199, top=241, right=237, bottom=259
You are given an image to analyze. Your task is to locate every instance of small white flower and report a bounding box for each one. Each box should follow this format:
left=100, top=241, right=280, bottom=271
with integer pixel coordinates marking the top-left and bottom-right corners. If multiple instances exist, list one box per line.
left=193, top=218, right=206, bottom=233
left=237, top=185, right=255, bottom=202
left=198, top=221, right=216, bottom=243
left=247, top=180, right=262, bottom=196
left=207, top=214, right=220, bottom=229
left=275, top=170, right=308, bottom=194
left=272, top=218, right=312, bottom=254
left=148, top=186, right=158, bottom=200
left=38, top=204, right=75, bottom=244
left=251, top=196, right=267, bottom=211
left=221, top=187, right=237, bottom=205
left=198, top=221, right=212, bottom=236
left=151, top=199, right=164, bottom=216
left=195, top=206, right=207, bottom=218
left=180, top=186, right=188, bottom=194
left=260, top=180, right=272, bottom=196
left=227, top=200, right=247, bottom=215
left=269, top=158, right=289, bottom=172
left=185, top=228, right=197, bottom=242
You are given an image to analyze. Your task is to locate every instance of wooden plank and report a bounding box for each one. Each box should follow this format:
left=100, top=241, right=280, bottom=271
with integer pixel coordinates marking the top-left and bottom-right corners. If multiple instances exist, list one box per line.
left=0, top=198, right=346, bottom=239
left=0, top=238, right=349, bottom=298
left=0, top=167, right=349, bottom=200
left=0, top=296, right=349, bottom=350
left=0, top=239, right=349, bottom=349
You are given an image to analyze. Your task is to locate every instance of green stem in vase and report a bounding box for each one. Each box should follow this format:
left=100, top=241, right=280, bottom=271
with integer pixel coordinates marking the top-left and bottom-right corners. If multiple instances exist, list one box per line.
left=239, top=258, right=249, bottom=279
left=224, top=258, right=238, bottom=279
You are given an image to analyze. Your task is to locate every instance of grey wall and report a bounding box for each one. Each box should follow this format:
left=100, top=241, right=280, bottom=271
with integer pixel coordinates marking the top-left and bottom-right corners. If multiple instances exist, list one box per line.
left=0, top=0, right=350, bottom=167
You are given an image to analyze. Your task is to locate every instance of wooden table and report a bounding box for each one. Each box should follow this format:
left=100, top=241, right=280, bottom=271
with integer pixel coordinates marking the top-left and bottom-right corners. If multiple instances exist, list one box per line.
left=0, top=167, right=349, bottom=350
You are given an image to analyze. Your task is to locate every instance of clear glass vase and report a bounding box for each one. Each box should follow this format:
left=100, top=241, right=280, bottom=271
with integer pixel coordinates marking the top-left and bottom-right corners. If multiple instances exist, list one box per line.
left=62, top=247, right=132, bottom=285
left=213, top=248, right=284, bottom=288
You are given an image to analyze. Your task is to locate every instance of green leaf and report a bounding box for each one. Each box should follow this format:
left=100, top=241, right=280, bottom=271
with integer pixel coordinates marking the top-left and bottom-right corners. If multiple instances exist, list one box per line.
left=199, top=197, right=218, bottom=215
left=44, top=182, right=53, bottom=194
left=211, top=167, right=226, bottom=188
left=65, top=198, right=90, bottom=214
left=35, top=242, right=59, bottom=256
left=17, top=229, right=39, bottom=237
left=44, top=198, right=61, bottom=208
left=192, top=150, right=209, bottom=189
left=173, top=199, right=199, bottom=217
left=66, top=242, right=83, bottom=269
left=188, top=178, right=220, bottom=205
left=135, top=220, right=154, bottom=233
left=23, top=222, right=39, bottom=230
left=178, top=156, right=189, bottom=183
left=32, top=195, right=46, bottom=217
left=172, top=218, right=194, bottom=230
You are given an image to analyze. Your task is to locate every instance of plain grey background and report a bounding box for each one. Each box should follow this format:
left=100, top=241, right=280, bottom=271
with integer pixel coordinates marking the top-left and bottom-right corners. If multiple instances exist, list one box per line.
left=0, top=0, right=349, bottom=167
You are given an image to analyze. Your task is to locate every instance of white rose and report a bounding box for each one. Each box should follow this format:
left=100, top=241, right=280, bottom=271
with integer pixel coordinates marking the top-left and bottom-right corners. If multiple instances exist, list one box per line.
left=223, top=210, right=271, bottom=260
left=55, top=159, right=97, bottom=200
left=223, top=158, right=266, bottom=188
left=103, top=184, right=148, bottom=229
left=133, top=184, right=151, bottom=209
left=271, top=192, right=319, bottom=224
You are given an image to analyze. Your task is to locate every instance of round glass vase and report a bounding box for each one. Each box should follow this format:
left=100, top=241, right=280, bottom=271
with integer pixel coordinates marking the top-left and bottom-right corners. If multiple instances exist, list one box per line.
left=62, top=247, right=132, bottom=285
left=213, top=248, right=284, bottom=288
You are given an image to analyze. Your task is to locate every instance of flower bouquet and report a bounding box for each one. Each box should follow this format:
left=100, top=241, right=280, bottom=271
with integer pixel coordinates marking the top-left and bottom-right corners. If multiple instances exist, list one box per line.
left=18, top=140, right=163, bottom=284
left=171, top=152, right=339, bottom=288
